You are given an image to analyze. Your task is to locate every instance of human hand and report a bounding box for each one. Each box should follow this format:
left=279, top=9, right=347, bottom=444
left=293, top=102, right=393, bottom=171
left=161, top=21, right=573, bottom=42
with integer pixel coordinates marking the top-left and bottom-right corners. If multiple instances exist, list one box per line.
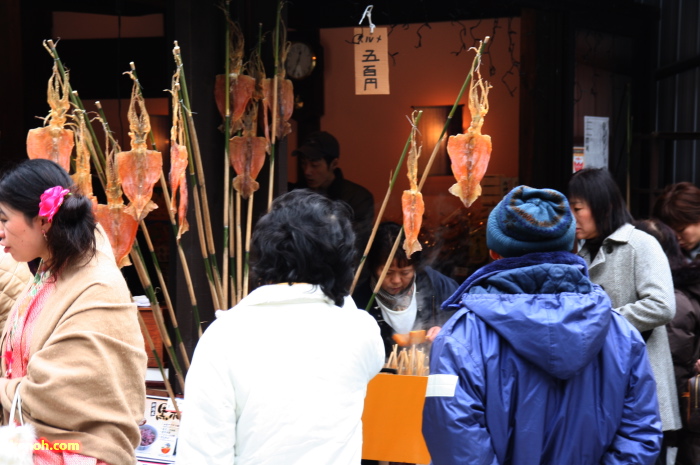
left=426, top=326, right=442, bottom=342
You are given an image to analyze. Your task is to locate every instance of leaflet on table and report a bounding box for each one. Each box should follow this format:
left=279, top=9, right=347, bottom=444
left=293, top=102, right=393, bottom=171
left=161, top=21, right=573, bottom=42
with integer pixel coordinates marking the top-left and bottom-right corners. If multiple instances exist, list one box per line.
left=135, top=395, right=184, bottom=464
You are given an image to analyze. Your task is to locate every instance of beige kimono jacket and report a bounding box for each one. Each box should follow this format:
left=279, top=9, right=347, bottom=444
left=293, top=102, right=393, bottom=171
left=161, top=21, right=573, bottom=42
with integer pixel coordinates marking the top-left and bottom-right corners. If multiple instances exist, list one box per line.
left=0, top=226, right=147, bottom=465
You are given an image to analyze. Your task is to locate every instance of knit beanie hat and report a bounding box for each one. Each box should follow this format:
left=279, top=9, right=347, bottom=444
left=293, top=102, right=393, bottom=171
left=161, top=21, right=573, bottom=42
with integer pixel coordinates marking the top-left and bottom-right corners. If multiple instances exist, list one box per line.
left=486, top=185, right=576, bottom=258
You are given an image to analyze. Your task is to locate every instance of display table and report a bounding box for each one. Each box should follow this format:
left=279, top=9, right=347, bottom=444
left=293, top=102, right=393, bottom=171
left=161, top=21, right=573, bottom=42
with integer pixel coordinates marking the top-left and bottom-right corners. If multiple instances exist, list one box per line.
left=362, top=373, right=431, bottom=464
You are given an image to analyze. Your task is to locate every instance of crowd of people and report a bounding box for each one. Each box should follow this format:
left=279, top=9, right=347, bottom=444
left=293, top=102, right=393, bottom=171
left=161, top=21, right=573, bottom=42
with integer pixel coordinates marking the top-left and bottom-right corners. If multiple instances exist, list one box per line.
left=1, top=140, right=700, bottom=465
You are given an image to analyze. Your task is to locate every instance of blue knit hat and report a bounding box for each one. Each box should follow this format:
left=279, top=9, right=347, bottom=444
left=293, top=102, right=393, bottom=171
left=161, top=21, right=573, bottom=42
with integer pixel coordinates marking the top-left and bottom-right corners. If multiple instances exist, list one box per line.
left=486, top=185, right=576, bottom=258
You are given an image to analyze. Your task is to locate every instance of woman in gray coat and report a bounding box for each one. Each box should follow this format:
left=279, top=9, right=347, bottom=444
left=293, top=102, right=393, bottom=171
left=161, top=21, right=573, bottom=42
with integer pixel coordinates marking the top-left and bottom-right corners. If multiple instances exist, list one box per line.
left=568, top=168, right=681, bottom=464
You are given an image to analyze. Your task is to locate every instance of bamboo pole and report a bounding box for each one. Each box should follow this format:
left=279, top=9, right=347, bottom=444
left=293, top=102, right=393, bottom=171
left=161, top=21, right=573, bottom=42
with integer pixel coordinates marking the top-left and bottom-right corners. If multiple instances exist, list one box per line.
left=222, top=0, right=233, bottom=307
left=173, top=42, right=225, bottom=309
left=137, top=311, right=181, bottom=417
left=349, top=111, right=423, bottom=293
left=235, top=192, right=243, bottom=303
left=243, top=194, right=255, bottom=296
left=268, top=1, right=284, bottom=210
left=130, top=247, right=186, bottom=389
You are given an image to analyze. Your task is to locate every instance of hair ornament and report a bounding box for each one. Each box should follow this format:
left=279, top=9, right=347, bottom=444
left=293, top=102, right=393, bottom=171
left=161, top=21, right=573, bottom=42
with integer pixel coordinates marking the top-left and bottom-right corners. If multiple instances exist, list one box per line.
left=39, top=186, right=70, bottom=222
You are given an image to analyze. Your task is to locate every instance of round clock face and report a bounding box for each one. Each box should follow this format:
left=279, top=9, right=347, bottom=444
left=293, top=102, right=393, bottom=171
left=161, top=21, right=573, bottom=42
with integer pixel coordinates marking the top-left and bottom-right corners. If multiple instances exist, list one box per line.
left=285, top=42, right=317, bottom=80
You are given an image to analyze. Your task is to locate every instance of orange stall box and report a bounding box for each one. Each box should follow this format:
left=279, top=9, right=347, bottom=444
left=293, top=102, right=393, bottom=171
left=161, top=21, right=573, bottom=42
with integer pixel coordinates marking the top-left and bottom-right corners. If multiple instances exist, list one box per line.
left=362, top=373, right=431, bottom=464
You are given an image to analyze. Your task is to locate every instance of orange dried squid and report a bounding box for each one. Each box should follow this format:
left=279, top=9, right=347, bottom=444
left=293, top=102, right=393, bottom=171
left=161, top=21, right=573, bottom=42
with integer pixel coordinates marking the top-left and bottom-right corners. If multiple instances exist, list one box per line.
left=262, top=77, right=293, bottom=143
left=262, top=40, right=293, bottom=144
left=170, top=70, right=189, bottom=240
left=26, top=63, right=74, bottom=172
left=117, top=79, right=163, bottom=222
left=70, top=110, right=98, bottom=208
left=94, top=118, right=138, bottom=268
left=230, top=104, right=269, bottom=199
left=402, top=112, right=425, bottom=257
left=447, top=54, right=493, bottom=208
left=215, top=74, right=256, bottom=133
left=213, top=17, right=254, bottom=132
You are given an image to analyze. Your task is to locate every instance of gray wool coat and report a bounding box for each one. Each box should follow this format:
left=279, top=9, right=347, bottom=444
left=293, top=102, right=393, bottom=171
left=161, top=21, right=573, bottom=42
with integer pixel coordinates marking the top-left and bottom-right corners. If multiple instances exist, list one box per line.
left=579, top=223, right=682, bottom=432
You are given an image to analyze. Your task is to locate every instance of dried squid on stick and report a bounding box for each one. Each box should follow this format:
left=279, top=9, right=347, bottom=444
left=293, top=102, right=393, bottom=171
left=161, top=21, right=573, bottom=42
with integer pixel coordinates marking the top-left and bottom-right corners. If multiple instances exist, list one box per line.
left=262, top=34, right=293, bottom=143
left=170, top=72, right=189, bottom=240
left=117, top=78, right=163, bottom=221
left=447, top=51, right=493, bottom=208
left=402, top=112, right=425, bottom=257
left=94, top=117, right=138, bottom=268
left=214, top=19, right=256, bottom=133
left=71, top=110, right=98, bottom=207
left=230, top=105, right=269, bottom=199
left=26, top=63, right=74, bottom=171
left=230, top=51, right=268, bottom=200
left=262, top=77, right=293, bottom=143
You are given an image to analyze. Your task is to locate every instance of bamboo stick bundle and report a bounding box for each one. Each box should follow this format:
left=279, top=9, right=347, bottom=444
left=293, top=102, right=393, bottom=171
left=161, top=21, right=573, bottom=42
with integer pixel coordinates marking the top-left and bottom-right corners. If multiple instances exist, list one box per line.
left=350, top=112, right=423, bottom=294
left=42, top=38, right=193, bottom=401
left=359, top=38, right=491, bottom=308
left=173, top=42, right=225, bottom=310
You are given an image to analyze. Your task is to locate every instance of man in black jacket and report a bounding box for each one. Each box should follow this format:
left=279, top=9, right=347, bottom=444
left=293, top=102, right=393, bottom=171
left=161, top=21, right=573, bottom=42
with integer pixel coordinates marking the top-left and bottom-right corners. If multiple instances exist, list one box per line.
left=292, top=131, right=374, bottom=250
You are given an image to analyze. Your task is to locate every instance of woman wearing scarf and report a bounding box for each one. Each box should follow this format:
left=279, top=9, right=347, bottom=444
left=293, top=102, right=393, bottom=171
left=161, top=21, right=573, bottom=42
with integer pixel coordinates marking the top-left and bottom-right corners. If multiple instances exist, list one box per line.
left=353, top=222, right=458, bottom=357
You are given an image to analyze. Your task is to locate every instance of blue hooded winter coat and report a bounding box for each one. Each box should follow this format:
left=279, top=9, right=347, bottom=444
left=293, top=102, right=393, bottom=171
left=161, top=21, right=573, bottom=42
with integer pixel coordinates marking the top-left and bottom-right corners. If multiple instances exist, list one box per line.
left=422, top=252, right=662, bottom=465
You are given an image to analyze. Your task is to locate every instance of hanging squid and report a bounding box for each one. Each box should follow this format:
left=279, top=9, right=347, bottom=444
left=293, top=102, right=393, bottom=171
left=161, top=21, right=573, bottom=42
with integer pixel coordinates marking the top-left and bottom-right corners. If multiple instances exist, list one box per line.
left=170, top=70, right=190, bottom=240
left=402, top=112, right=425, bottom=258
left=70, top=110, right=98, bottom=208
left=26, top=63, right=74, bottom=172
left=213, top=18, right=256, bottom=133
left=94, top=116, right=139, bottom=268
left=447, top=49, right=493, bottom=208
left=117, top=78, right=163, bottom=222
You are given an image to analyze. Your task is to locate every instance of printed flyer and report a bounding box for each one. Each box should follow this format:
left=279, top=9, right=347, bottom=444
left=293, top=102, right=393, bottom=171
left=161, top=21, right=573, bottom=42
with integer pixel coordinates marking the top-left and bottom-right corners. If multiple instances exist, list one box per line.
left=136, top=395, right=183, bottom=464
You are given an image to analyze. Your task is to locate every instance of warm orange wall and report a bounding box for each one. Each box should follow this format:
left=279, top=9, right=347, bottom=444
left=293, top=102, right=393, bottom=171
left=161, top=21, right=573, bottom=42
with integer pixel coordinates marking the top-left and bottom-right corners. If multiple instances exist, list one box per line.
left=293, top=19, right=520, bottom=224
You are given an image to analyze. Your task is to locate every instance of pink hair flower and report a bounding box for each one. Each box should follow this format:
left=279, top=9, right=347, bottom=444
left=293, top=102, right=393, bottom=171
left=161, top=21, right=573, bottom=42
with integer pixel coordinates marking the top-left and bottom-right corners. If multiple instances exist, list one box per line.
left=39, top=186, right=70, bottom=222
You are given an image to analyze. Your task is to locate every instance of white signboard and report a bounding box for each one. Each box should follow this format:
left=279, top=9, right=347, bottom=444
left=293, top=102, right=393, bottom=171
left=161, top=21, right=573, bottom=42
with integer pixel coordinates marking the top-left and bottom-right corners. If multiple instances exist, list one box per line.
left=583, top=116, right=609, bottom=169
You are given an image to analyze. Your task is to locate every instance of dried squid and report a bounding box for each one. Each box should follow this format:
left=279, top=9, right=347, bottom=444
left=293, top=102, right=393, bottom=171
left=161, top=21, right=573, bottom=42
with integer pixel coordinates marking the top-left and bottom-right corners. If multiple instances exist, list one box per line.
left=70, top=110, right=98, bottom=207
left=215, top=74, right=256, bottom=133
left=214, top=18, right=255, bottom=133
left=262, top=77, right=293, bottom=143
left=26, top=63, right=74, bottom=172
left=94, top=117, right=138, bottom=268
left=117, top=79, right=163, bottom=222
left=402, top=112, right=424, bottom=257
left=262, top=38, right=293, bottom=143
left=447, top=52, right=493, bottom=208
left=170, top=71, right=189, bottom=240
left=230, top=104, right=269, bottom=199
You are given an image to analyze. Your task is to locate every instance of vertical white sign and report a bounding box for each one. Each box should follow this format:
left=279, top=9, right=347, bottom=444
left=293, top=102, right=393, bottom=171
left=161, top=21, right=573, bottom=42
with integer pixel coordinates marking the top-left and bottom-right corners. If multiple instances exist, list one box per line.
left=583, top=116, right=609, bottom=169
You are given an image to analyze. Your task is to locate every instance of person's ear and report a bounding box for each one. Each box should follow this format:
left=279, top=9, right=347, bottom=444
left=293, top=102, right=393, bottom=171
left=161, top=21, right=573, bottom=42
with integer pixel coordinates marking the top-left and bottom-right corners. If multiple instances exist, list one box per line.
left=329, top=158, right=339, bottom=170
left=489, top=250, right=501, bottom=261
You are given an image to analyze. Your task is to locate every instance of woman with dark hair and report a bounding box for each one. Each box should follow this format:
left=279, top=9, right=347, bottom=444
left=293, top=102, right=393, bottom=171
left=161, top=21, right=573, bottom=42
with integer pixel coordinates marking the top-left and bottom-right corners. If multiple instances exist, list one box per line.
left=568, top=168, right=681, bottom=462
left=0, top=158, right=147, bottom=464
left=637, top=218, right=700, bottom=465
left=653, top=182, right=700, bottom=261
left=352, top=222, right=458, bottom=357
left=177, top=189, right=384, bottom=465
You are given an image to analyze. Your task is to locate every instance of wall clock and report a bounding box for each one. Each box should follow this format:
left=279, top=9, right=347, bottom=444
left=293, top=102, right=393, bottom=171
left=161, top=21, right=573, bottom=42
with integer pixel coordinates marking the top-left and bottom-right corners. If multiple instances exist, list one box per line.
left=285, top=41, right=317, bottom=80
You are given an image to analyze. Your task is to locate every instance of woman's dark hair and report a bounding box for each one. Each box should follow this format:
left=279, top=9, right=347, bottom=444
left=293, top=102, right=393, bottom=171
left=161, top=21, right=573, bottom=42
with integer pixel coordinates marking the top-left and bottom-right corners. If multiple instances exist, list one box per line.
left=0, top=159, right=96, bottom=276
left=652, top=182, right=700, bottom=232
left=367, top=221, right=422, bottom=275
left=250, top=189, right=356, bottom=306
left=568, top=168, right=634, bottom=242
left=634, top=219, right=687, bottom=271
